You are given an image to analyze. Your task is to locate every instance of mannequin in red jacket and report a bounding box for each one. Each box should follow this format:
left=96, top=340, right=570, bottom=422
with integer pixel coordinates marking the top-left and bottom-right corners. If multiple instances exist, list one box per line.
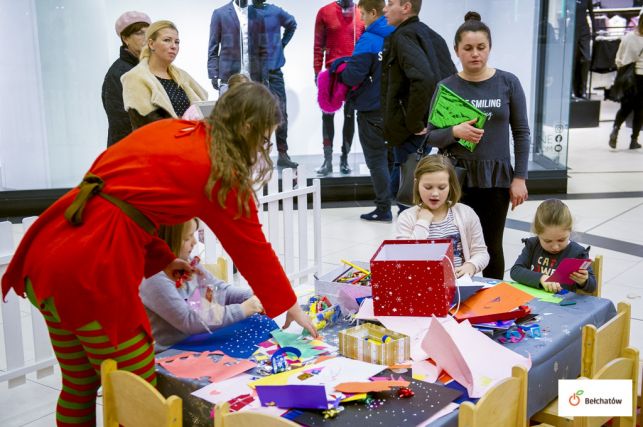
left=314, top=0, right=364, bottom=176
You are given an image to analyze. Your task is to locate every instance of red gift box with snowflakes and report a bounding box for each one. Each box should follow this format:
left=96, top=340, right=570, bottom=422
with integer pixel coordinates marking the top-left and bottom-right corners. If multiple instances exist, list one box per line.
left=369, top=239, right=456, bottom=316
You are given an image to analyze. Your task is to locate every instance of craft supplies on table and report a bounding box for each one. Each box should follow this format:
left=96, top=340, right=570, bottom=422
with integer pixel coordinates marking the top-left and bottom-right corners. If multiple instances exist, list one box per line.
left=305, top=296, right=341, bottom=331
left=314, top=260, right=372, bottom=307
left=339, top=323, right=410, bottom=365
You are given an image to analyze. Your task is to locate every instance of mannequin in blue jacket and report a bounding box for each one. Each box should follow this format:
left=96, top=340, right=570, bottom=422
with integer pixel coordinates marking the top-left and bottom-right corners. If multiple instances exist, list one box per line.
left=338, top=0, right=394, bottom=222
left=253, top=0, right=298, bottom=169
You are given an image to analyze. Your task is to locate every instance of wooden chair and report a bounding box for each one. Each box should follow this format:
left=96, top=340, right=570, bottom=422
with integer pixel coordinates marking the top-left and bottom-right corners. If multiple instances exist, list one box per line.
left=214, top=402, right=299, bottom=427
left=531, top=302, right=632, bottom=426
left=204, top=256, right=230, bottom=282
left=572, top=347, right=639, bottom=427
left=578, top=255, right=603, bottom=297
left=101, top=359, right=182, bottom=427
left=459, top=365, right=530, bottom=427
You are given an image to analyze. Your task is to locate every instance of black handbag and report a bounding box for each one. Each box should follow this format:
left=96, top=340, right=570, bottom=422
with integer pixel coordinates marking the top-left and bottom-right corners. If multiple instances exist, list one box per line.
left=607, top=62, right=637, bottom=102
left=396, top=137, right=467, bottom=207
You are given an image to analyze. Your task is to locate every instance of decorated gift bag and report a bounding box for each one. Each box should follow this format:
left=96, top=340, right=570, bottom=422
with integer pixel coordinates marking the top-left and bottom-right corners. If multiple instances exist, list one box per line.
left=370, top=239, right=456, bottom=316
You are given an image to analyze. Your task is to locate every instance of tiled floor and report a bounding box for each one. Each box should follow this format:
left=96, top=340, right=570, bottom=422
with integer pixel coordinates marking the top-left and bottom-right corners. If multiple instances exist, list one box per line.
left=1, top=120, right=643, bottom=426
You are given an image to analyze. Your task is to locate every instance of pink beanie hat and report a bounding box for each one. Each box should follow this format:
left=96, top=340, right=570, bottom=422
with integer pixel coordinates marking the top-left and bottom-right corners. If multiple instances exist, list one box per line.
left=115, top=11, right=151, bottom=36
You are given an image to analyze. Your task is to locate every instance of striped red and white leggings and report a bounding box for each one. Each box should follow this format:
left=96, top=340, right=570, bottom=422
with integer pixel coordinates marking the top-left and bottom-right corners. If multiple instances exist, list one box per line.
left=26, top=279, right=156, bottom=426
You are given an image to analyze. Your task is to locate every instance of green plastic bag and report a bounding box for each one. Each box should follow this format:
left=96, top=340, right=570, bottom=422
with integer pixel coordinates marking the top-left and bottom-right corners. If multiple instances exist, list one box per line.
left=428, top=84, right=487, bottom=152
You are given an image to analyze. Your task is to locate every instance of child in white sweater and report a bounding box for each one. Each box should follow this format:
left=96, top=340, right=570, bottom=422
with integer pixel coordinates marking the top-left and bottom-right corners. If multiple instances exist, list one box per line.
left=396, top=155, right=489, bottom=277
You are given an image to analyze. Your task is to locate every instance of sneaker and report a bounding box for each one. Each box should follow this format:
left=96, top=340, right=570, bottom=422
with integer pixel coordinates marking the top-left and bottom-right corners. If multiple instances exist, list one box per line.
left=608, top=128, right=618, bottom=149
left=630, top=141, right=642, bottom=150
left=360, top=208, right=392, bottom=223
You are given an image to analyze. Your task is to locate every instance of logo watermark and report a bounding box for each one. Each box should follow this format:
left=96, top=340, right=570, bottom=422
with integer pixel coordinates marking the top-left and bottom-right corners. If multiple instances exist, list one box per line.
left=558, top=380, right=632, bottom=417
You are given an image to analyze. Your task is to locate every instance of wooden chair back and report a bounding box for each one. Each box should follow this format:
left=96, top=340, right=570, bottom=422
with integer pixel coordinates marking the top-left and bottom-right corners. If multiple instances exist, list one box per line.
left=574, top=347, right=639, bottom=427
left=577, top=254, right=602, bottom=297
left=458, top=365, right=528, bottom=427
left=581, top=301, right=630, bottom=378
left=102, top=359, right=182, bottom=427
left=214, top=402, right=299, bottom=427
left=204, top=257, right=230, bottom=282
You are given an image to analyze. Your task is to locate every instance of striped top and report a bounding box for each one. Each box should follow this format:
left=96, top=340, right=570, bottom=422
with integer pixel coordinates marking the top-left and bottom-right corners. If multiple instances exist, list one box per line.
left=422, top=209, right=464, bottom=267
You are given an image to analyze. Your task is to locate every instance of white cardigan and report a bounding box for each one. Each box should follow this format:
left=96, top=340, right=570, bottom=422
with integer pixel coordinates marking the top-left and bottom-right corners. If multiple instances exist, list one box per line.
left=395, top=203, right=490, bottom=274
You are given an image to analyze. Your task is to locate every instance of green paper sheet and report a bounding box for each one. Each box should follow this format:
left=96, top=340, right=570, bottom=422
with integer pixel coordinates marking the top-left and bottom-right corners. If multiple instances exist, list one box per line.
left=507, top=282, right=563, bottom=304
left=270, top=330, right=322, bottom=360
left=428, top=84, right=488, bottom=152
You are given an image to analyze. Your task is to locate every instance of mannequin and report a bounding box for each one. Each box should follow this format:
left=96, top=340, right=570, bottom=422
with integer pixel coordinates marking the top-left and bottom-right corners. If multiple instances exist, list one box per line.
left=252, top=0, right=264, bottom=6
left=337, top=0, right=353, bottom=9
left=572, top=0, right=594, bottom=98
left=234, top=0, right=248, bottom=8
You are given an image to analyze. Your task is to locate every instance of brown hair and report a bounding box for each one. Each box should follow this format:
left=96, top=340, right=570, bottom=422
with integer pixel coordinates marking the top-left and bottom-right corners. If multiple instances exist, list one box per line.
left=532, top=199, right=573, bottom=235
left=158, top=218, right=199, bottom=257
left=358, top=0, right=385, bottom=15
left=454, top=11, right=492, bottom=49
left=205, top=81, right=282, bottom=217
left=120, top=22, right=149, bottom=47
left=399, top=0, right=421, bottom=15
left=413, top=155, right=461, bottom=206
left=140, top=20, right=178, bottom=59
left=227, top=73, right=251, bottom=86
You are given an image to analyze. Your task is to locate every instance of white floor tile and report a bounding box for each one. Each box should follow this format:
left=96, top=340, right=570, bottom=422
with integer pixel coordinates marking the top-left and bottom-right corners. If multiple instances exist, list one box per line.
left=0, top=380, right=59, bottom=427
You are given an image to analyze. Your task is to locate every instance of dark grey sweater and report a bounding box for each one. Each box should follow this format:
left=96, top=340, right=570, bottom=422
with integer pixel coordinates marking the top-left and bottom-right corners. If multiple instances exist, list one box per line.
left=139, top=265, right=253, bottom=352
left=426, top=70, right=531, bottom=188
left=510, top=236, right=596, bottom=293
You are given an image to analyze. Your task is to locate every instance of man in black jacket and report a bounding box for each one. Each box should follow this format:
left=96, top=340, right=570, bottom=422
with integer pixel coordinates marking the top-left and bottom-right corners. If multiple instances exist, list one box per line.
left=381, top=0, right=455, bottom=207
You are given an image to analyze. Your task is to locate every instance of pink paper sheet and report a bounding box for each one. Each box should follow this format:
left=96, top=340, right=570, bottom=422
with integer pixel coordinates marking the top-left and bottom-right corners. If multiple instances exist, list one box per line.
left=158, top=351, right=256, bottom=383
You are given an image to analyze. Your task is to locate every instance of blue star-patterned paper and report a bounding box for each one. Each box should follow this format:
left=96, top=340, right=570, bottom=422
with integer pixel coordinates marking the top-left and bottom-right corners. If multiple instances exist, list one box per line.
left=170, top=314, right=278, bottom=358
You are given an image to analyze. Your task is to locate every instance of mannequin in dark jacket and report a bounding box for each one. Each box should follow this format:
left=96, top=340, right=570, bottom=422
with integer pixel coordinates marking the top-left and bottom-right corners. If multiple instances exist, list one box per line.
left=381, top=0, right=455, bottom=207
left=208, top=0, right=268, bottom=90
left=101, top=11, right=151, bottom=147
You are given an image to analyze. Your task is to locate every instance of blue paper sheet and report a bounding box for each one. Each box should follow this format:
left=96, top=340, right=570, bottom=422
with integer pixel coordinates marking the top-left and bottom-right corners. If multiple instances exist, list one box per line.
left=171, top=314, right=278, bottom=358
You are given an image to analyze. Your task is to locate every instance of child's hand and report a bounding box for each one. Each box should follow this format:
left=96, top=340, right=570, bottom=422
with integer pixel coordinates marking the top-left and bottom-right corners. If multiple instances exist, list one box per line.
left=570, top=269, right=589, bottom=287
left=539, top=275, right=562, bottom=293
left=241, top=296, right=263, bottom=316
left=417, top=207, right=433, bottom=223
left=455, top=262, right=476, bottom=278
left=164, top=258, right=196, bottom=281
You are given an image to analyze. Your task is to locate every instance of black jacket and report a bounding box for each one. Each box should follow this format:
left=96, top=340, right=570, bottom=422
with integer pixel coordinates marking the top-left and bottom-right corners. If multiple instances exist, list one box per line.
left=381, top=17, right=455, bottom=146
left=102, top=46, right=139, bottom=147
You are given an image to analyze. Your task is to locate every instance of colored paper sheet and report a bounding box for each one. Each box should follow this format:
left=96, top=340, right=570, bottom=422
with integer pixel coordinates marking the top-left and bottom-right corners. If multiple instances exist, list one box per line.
left=191, top=373, right=256, bottom=404
left=452, top=282, right=534, bottom=321
left=421, top=316, right=531, bottom=398
left=548, top=258, right=592, bottom=285
left=334, top=380, right=410, bottom=393
left=338, top=285, right=373, bottom=314
left=270, top=330, right=322, bottom=360
left=428, top=84, right=488, bottom=151
left=417, top=403, right=459, bottom=426
left=508, top=281, right=563, bottom=303
left=158, top=352, right=256, bottom=383
left=372, top=314, right=433, bottom=362
left=355, top=297, right=377, bottom=321
left=250, top=356, right=386, bottom=392
left=171, top=314, right=278, bottom=358
left=412, top=359, right=440, bottom=383
left=294, top=379, right=462, bottom=427
left=255, top=385, right=329, bottom=409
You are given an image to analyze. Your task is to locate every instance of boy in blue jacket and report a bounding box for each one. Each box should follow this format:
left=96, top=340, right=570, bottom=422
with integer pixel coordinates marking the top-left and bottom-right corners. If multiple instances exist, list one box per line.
left=338, top=0, right=395, bottom=222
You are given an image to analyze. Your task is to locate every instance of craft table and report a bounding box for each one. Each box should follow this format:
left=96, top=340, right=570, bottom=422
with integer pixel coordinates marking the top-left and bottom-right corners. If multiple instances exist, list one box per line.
left=155, top=292, right=616, bottom=427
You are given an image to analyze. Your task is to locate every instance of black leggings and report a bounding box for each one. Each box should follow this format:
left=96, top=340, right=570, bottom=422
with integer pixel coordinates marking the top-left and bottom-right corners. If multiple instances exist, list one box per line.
left=460, top=187, right=510, bottom=279
left=614, top=75, right=643, bottom=140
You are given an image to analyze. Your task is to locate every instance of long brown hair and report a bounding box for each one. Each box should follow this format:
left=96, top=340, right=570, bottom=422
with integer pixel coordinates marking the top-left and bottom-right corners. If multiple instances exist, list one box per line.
left=413, top=155, right=462, bottom=206
left=205, top=81, right=282, bottom=217
left=158, top=218, right=199, bottom=257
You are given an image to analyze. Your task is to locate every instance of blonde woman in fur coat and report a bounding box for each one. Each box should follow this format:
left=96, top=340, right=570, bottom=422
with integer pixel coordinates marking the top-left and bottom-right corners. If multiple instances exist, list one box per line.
left=122, top=20, right=207, bottom=129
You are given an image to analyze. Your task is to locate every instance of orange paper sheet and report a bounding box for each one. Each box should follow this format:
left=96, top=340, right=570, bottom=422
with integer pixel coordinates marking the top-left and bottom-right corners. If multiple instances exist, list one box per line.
left=334, top=380, right=410, bottom=393
left=158, top=351, right=256, bottom=383
left=451, top=282, right=533, bottom=319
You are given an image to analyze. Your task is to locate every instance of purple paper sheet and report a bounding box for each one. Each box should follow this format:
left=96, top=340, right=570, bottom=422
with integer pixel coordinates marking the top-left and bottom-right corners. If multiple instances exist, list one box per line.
left=255, top=384, right=329, bottom=410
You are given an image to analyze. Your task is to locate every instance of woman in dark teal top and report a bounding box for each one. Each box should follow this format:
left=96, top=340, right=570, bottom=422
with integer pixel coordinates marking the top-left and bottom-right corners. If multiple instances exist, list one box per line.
left=426, top=11, right=530, bottom=279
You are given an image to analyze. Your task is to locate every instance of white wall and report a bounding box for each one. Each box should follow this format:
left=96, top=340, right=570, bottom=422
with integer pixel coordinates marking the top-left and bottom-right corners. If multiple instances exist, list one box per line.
left=0, top=0, right=538, bottom=190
